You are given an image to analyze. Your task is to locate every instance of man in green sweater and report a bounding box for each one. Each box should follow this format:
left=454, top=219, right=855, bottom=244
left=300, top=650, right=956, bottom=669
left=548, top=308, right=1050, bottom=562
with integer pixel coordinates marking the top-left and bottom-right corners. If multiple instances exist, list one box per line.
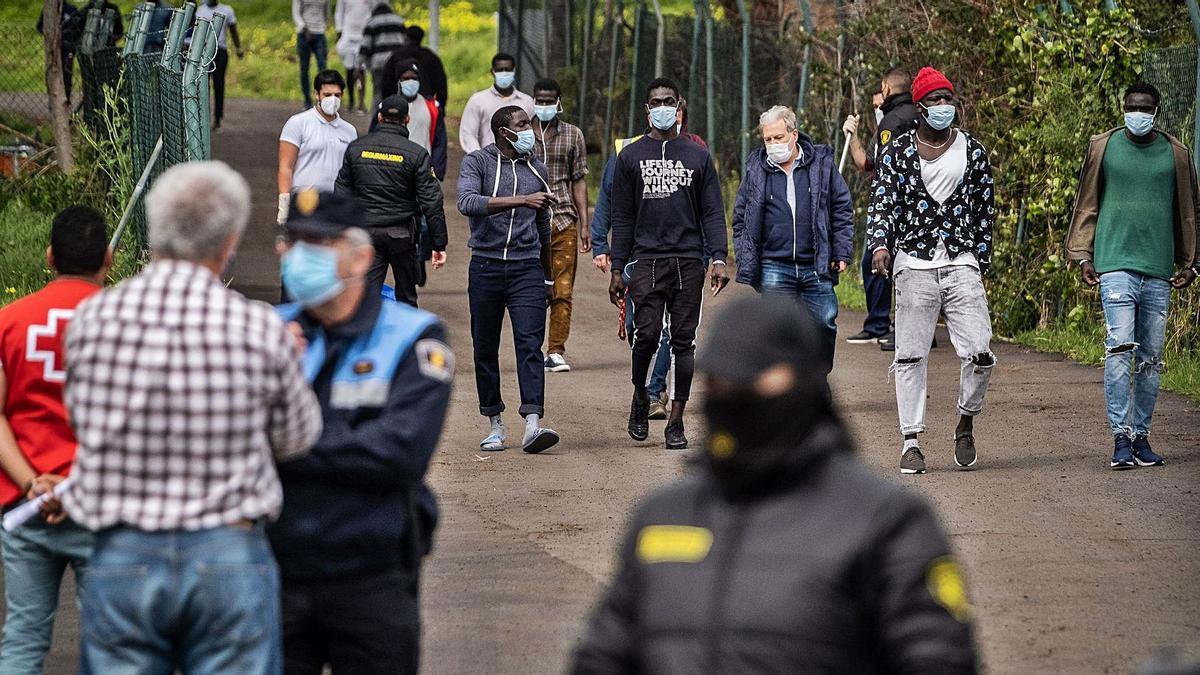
left=1066, top=82, right=1200, bottom=470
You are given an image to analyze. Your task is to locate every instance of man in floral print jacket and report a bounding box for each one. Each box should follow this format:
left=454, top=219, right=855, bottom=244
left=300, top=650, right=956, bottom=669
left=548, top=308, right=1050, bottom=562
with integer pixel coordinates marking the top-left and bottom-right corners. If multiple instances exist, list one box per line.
left=866, top=67, right=996, bottom=476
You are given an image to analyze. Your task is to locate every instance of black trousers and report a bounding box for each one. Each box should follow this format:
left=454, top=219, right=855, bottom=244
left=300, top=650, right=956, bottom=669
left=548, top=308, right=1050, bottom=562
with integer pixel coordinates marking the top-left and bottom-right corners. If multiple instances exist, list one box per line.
left=628, top=256, right=705, bottom=402
left=282, top=567, right=420, bottom=675
left=210, top=48, right=228, bottom=122
left=468, top=255, right=547, bottom=417
left=367, top=231, right=420, bottom=307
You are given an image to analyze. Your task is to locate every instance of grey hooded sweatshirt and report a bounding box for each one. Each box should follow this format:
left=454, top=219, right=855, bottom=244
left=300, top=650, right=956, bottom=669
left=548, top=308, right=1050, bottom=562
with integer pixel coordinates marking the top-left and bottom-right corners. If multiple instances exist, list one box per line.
left=456, top=143, right=552, bottom=261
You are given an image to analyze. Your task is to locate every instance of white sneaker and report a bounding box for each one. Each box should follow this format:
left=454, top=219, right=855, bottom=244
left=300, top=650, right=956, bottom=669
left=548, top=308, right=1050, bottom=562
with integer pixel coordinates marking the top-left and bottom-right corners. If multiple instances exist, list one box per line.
left=544, top=353, right=571, bottom=372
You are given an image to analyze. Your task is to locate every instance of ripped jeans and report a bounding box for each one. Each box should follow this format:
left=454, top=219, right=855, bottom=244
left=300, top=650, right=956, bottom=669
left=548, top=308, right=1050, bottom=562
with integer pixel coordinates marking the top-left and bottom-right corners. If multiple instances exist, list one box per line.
left=893, top=266, right=995, bottom=436
left=1099, top=271, right=1170, bottom=439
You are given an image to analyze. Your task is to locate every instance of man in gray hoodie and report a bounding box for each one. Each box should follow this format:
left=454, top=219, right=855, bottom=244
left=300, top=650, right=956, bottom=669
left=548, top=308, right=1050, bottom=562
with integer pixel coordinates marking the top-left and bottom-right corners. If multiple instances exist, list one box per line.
left=457, top=106, right=561, bottom=454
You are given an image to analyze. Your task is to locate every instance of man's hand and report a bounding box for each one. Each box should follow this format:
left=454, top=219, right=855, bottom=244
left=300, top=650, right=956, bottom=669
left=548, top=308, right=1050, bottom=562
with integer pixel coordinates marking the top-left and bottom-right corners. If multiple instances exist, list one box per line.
left=1080, top=260, right=1100, bottom=287
left=578, top=231, right=592, bottom=254
left=236, top=47, right=245, bottom=59
left=830, top=260, right=849, bottom=274
left=545, top=280, right=554, bottom=305
left=431, top=250, right=447, bottom=270
left=1170, top=266, right=1197, bottom=289
left=842, top=114, right=859, bottom=137
left=523, top=192, right=554, bottom=210
left=608, top=270, right=625, bottom=306
left=286, top=321, right=308, bottom=357
left=28, top=474, right=67, bottom=525
left=709, top=261, right=729, bottom=296
left=593, top=254, right=611, bottom=273
left=871, top=249, right=892, bottom=278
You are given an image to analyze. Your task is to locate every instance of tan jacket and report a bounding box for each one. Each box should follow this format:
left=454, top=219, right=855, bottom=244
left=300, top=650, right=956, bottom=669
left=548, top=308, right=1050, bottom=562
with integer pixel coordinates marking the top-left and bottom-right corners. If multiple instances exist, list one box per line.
left=1065, top=128, right=1199, bottom=268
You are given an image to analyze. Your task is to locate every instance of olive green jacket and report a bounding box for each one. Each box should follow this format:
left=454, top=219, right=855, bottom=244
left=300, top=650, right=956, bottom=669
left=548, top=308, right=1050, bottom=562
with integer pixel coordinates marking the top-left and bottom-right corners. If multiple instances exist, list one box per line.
left=1065, top=128, right=1199, bottom=268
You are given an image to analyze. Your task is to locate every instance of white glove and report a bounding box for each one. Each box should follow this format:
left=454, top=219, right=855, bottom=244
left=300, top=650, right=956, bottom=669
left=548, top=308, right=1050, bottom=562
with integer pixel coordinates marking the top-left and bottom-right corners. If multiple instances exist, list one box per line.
left=842, top=114, right=859, bottom=137
left=277, top=193, right=290, bottom=225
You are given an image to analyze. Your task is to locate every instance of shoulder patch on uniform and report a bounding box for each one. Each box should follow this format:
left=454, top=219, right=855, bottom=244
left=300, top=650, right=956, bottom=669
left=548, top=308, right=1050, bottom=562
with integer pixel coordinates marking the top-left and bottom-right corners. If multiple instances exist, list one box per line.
left=352, top=359, right=374, bottom=375
left=880, top=129, right=892, bottom=146
left=927, top=556, right=971, bottom=622
left=636, top=525, right=713, bottom=564
left=415, top=339, right=454, bottom=383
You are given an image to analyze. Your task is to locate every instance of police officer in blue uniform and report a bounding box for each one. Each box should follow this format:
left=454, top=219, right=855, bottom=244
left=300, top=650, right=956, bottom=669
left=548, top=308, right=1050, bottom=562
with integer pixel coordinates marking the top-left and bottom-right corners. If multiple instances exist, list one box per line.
left=269, top=189, right=454, bottom=674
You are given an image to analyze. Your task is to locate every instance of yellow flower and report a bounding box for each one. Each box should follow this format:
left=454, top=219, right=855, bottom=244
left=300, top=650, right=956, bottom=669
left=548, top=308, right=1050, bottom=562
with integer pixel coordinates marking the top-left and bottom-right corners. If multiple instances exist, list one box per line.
left=4, top=288, right=16, bottom=294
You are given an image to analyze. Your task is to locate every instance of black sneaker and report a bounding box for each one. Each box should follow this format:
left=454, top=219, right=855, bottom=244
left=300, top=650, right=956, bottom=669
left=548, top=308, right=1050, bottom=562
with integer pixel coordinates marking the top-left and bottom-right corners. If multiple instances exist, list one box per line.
left=845, top=330, right=880, bottom=344
left=879, top=333, right=896, bottom=352
left=900, top=446, right=926, bottom=474
left=665, top=421, right=688, bottom=449
left=954, top=432, right=977, bottom=468
left=628, top=395, right=650, bottom=441
left=1110, top=436, right=1136, bottom=470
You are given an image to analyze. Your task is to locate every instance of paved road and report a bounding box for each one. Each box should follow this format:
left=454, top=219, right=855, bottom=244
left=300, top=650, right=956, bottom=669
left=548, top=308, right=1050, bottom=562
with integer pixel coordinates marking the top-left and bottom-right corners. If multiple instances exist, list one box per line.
left=10, top=99, right=1199, bottom=673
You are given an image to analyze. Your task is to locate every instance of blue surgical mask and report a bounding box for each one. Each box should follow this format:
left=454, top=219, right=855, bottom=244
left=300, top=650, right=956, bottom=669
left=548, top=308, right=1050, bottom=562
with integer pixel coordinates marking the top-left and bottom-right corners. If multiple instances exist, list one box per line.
left=400, top=79, right=420, bottom=98
left=648, top=105, right=678, bottom=131
left=281, top=242, right=344, bottom=308
left=503, top=127, right=536, bottom=155
left=494, top=71, right=515, bottom=89
left=1124, top=111, right=1155, bottom=137
left=533, top=104, right=558, bottom=122
left=922, top=103, right=956, bottom=131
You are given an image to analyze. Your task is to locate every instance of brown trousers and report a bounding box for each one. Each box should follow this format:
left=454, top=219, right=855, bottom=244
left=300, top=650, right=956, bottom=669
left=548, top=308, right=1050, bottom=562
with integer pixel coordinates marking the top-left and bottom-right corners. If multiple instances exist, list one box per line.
left=547, top=222, right=579, bottom=355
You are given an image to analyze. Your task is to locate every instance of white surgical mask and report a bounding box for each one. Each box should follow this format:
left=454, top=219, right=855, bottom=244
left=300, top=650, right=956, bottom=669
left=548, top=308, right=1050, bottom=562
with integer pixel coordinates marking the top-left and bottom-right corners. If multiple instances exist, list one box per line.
left=765, top=142, right=793, bottom=164
left=648, top=105, right=678, bottom=131
left=533, top=103, right=558, bottom=122
left=318, top=95, right=341, bottom=116
left=1124, top=111, right=1155, bottom=137
left=922, top=103, right=955, bottom=131
left=494, top=71, right=515, bottom=89
left=874, top=107, right=884, bottom=126
left=400, top=79, right=420, bottom=98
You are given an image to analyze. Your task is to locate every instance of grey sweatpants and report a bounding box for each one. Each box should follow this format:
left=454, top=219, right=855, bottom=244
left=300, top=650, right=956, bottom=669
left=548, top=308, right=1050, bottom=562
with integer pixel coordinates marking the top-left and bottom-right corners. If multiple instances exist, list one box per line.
left=892, top=265, right=995, bottom=436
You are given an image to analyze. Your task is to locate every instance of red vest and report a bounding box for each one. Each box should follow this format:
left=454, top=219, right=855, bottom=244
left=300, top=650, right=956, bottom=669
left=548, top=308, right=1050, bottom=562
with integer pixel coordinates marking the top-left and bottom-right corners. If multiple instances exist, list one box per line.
left=0, top=279, right=100, bottom=505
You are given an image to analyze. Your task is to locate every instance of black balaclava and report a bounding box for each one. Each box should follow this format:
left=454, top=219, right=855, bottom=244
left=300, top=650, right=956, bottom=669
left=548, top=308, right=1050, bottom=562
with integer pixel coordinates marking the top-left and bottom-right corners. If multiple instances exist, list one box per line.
left=695, top=296, right=848, bottom=500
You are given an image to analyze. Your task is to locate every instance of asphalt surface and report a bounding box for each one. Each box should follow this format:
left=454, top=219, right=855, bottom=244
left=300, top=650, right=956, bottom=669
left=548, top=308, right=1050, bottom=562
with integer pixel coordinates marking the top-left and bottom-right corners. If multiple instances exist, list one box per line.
left=6, top=98, right=1199, bottom=674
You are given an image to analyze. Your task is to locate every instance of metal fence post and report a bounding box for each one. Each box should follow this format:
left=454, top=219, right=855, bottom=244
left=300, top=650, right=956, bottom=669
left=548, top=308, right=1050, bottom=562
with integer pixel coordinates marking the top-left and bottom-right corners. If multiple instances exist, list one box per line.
left=688, top=1, right=702, bottom=105
left=735, top=0, right=750, bottom=169
left=182, top=15, right=214, bottom=160
left=1188, top=0, right=1200, bottom=170
left=160, top=4, right=194, bottom=73
left=797, top=0, right=813, bottom=113
left=703, top=3, right=715, bottom=155
left=603, top=2, right=622, bottom=163
left=627, top=0, right=643, bottom=137
left=578, top=0, right=593, bottom=125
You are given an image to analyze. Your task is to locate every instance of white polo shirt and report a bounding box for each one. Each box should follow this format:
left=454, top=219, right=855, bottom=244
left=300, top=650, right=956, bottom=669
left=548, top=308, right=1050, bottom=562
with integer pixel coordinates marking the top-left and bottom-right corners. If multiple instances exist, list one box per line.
left=279, top=107, right=358, bottom=192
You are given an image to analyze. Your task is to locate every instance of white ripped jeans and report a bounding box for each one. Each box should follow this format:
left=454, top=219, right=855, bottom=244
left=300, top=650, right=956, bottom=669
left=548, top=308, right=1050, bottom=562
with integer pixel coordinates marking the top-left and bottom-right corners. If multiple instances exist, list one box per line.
left=892, top=266, right=996, bottom=436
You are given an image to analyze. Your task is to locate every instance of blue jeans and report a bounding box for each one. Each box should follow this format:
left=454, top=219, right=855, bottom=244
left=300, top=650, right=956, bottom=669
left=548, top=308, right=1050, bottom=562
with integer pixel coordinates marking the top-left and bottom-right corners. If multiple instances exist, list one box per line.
left=623, top=263, right=670, bottom=399
left=760, top=260, right=839, bottom=372
left=80, top=524, right=282, bottom=675
left=296, top=32, right=327, bottom=107
left=468, top=256, right=547, bottom=417
left=0, top=517, right=93, bottom=675
left=1099, top=271, right=1170, bottom=439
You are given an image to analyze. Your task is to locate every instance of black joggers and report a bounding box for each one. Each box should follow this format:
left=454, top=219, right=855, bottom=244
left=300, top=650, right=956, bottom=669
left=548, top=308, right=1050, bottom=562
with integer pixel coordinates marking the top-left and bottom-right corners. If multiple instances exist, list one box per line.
left=628, top=256, right=705, bottom=402
left=368, top=231, right=421, bottom=307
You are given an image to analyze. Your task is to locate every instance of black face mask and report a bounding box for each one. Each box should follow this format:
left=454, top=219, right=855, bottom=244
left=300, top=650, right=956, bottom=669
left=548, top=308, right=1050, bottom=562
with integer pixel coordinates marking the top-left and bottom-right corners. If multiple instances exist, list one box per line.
left=702, top=388, right=832, bottom=500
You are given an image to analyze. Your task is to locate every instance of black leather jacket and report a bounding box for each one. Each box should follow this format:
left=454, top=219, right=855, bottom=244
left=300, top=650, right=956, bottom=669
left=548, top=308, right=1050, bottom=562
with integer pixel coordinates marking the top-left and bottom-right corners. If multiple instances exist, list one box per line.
left=335, top=124, right=448, bottom=250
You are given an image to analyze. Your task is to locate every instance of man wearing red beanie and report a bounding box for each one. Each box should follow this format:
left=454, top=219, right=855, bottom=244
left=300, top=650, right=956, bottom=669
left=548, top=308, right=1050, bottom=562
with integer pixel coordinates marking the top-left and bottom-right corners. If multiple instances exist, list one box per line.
left=866, top=67, right=997, bottom=475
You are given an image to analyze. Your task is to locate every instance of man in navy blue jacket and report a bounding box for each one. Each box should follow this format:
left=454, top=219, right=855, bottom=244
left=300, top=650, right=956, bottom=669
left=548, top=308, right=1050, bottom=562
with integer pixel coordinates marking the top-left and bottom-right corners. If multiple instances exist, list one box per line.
left=270, top=190, right=454, bottom=674
left=609, top=77, right=729, bottom=451
left=733, top=105, right=854, bottom=373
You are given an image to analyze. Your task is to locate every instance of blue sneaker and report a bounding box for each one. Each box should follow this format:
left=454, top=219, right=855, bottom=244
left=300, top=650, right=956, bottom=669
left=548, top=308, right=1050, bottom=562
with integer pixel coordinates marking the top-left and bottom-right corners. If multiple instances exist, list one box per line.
left=1132, top=436, right=1165, bottom=467
left=1110, top=436, right=1136, bottom=470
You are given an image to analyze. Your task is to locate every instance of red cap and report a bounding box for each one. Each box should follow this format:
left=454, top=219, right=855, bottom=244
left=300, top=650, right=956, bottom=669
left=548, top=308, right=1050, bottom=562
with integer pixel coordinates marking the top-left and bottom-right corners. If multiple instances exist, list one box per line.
left=911, top=67, right=954, bottom=104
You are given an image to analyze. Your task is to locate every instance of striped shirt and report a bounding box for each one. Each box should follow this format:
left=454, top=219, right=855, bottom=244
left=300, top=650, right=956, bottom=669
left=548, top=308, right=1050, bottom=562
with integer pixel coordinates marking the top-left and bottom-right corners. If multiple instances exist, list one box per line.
left=359, top=9, right=406, bottom=71
left=293, top=0, right=329, bottom=34
left=60, top=260, right=322, bottom=531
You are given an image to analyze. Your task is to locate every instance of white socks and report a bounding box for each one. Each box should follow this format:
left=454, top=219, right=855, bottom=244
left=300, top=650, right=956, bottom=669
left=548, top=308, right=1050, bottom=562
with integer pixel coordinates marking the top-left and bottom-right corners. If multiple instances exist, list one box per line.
left=902, top=438, right=920, bottom=455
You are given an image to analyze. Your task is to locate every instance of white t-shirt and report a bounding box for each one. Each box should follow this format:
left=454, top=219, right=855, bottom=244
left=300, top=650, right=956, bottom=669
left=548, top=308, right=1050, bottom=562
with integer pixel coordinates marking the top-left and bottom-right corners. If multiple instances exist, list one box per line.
left=190, top=3, right=236, bottom=50
left=279, top=108, right=358, bottom=192
left=406, top=96, right=432, bottom=153
left=896, top=131, right=977, bottom=272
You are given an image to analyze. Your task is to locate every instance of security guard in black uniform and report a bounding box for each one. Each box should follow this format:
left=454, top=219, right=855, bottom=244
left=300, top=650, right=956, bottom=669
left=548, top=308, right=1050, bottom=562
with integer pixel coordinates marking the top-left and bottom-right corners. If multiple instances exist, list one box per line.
left=270, top=190, right=454, bottom=674
left=335, top=94, right=449, bottom=307
left=573, top=296, right=977, bottom=674
left=844, top=67, right=921, bottom=351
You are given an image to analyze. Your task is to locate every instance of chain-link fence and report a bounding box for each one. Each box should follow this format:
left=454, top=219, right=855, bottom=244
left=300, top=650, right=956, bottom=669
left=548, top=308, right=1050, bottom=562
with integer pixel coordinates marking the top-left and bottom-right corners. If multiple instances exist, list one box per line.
left=1143, top=43, right=1198, bottom=151
left=0, top=21, right=82, bottom=134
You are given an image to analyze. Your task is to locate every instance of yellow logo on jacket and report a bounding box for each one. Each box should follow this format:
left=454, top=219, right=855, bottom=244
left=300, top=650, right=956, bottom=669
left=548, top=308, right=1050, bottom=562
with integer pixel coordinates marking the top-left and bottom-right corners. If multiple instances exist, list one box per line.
left=362, top=150, right=405, bottom=163
left=927, top=556, right=971, bottom=622
left=636, top=525, right=713, bottom=564
left=880, top=129, right=892, bottom=146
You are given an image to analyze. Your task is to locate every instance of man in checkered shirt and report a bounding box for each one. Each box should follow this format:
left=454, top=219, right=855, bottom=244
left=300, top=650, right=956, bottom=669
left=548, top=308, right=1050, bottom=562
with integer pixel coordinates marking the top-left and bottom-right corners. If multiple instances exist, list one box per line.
left=51, top=161, right=322, bottom=673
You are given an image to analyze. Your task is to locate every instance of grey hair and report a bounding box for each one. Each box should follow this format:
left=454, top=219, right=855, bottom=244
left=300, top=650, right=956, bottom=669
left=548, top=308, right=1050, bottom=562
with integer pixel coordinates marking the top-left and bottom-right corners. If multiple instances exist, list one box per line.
left=146, top=161, right=251, bottom=261
left=758, top=105, right=797, bottom=132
